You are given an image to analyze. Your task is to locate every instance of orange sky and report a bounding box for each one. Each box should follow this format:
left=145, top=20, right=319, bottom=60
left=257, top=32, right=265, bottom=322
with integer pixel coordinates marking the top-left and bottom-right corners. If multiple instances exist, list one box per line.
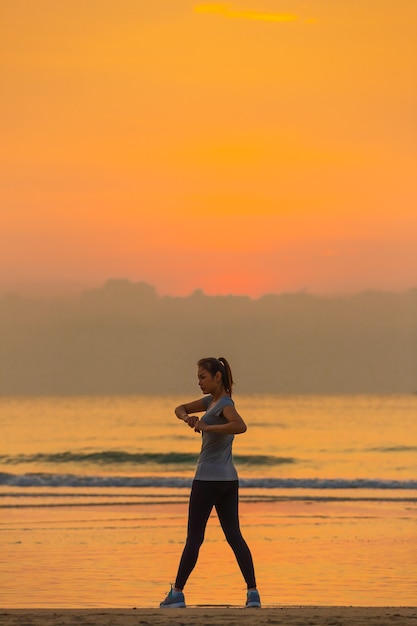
left=1, top=0, right=416, bottom=297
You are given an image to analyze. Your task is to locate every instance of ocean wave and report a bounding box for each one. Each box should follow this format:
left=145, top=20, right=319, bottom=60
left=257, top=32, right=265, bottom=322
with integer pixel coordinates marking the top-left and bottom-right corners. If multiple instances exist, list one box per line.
left=0, top=451, right=294, bottom=466
left=368, top=445, right=417, bottom=453
left=0, top=472, right=416, bottom=490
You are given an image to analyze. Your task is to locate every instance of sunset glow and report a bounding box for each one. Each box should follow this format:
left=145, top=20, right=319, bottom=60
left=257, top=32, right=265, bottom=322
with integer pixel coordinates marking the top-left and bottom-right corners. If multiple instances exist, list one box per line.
left=1, top=0, right=416, bottom=297
left=194, top=3, right=299, bottom=22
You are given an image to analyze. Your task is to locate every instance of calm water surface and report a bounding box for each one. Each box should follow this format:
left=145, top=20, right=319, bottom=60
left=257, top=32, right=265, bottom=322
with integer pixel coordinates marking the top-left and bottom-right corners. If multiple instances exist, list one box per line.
left=1, top=394, right=416, bottom=607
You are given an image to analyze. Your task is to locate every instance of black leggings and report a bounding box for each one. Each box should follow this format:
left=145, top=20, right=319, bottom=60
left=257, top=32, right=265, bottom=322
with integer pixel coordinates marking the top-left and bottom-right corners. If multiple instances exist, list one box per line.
left=175, top=479, right=256, bottom=590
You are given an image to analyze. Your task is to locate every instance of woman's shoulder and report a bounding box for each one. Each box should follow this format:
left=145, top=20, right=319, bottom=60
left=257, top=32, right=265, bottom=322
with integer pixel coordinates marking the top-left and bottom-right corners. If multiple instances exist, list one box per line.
left=219, top=395, right=234, bottom=407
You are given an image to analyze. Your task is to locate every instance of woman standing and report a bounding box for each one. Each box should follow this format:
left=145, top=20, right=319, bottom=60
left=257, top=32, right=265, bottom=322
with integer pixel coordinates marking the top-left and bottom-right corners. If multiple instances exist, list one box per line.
left=160, top=357, right=261, bottom=609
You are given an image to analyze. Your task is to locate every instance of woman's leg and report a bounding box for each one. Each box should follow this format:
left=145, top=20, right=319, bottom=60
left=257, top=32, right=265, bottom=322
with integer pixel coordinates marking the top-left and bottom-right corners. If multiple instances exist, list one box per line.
left=174, top=480, right=214, bottom=590
left=215, top=481, right=257, bottom=589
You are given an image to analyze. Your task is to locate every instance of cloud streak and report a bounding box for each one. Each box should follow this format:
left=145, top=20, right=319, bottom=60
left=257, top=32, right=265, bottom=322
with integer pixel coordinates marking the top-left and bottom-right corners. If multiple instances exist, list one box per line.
left=194, top=2, right=298, bottom=23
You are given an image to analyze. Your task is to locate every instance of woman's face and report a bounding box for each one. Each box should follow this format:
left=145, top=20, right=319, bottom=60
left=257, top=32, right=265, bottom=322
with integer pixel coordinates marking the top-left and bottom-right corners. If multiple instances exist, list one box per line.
left=198, top=366, right=220, bottom=394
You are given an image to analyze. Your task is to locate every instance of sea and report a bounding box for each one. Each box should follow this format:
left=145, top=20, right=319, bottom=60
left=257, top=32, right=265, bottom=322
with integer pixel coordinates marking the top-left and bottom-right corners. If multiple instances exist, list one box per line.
left=1, top=394, right=416, bottom=608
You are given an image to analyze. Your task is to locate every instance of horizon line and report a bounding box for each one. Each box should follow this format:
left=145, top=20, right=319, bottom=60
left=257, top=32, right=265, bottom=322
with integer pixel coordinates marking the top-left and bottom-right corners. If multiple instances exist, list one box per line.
left=1, top=278, right=416, bottom=301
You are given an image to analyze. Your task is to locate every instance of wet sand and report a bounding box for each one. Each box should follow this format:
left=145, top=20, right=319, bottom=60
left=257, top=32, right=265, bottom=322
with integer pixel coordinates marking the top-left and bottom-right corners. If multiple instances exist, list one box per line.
left=1, top=607, right=416, bottom=626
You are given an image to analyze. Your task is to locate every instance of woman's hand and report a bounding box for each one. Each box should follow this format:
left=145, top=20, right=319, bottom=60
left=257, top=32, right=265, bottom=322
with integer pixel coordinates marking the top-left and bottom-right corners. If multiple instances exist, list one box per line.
left=185, top=415, right=199, bottom=429
left=194, top=419, right=209, bottom=432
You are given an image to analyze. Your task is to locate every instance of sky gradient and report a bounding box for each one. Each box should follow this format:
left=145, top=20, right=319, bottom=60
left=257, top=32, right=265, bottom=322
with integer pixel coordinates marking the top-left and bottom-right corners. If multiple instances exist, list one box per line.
left=1, top=0, right=416, bottom=297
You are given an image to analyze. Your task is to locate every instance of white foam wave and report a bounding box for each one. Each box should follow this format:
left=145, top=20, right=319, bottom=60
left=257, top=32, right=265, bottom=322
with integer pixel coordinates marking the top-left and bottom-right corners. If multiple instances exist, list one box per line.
left=0, top=472, right=416, bottom=490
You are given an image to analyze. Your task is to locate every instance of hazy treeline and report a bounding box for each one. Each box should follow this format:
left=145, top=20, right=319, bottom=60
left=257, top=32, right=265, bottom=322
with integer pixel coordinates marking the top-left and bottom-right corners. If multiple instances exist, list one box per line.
left=1, top=280, right=416, bottom=395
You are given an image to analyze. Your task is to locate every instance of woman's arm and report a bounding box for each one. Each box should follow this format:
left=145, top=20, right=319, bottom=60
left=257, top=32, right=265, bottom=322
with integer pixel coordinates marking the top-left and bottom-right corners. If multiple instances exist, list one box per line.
left=175, top=398, right=207, bottom=421
left=194, top=404, right=247, bottom=435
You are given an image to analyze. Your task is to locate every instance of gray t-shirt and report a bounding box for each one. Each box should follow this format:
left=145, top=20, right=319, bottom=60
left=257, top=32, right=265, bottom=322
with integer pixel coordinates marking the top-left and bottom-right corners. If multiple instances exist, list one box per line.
left=194, top=394, right=238, bottom=481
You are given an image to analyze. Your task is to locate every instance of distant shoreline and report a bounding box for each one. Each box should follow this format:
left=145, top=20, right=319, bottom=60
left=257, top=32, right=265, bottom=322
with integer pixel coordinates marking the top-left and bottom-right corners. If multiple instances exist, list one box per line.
left=1, top=281, right=416, bottom=395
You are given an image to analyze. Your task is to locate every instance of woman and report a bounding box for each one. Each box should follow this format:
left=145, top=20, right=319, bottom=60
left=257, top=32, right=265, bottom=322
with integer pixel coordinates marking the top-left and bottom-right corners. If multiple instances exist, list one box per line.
left=160, top=357, right=261, bottom=609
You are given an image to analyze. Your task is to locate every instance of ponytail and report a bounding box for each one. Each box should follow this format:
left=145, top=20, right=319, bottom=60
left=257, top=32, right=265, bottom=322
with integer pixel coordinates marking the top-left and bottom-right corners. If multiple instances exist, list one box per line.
left=217, top=357, right=234, bottom=396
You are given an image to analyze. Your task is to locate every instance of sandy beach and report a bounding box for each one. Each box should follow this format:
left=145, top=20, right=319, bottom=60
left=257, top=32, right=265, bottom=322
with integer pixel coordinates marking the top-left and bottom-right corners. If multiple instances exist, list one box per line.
left=1, top=607, right=416, bottom=626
